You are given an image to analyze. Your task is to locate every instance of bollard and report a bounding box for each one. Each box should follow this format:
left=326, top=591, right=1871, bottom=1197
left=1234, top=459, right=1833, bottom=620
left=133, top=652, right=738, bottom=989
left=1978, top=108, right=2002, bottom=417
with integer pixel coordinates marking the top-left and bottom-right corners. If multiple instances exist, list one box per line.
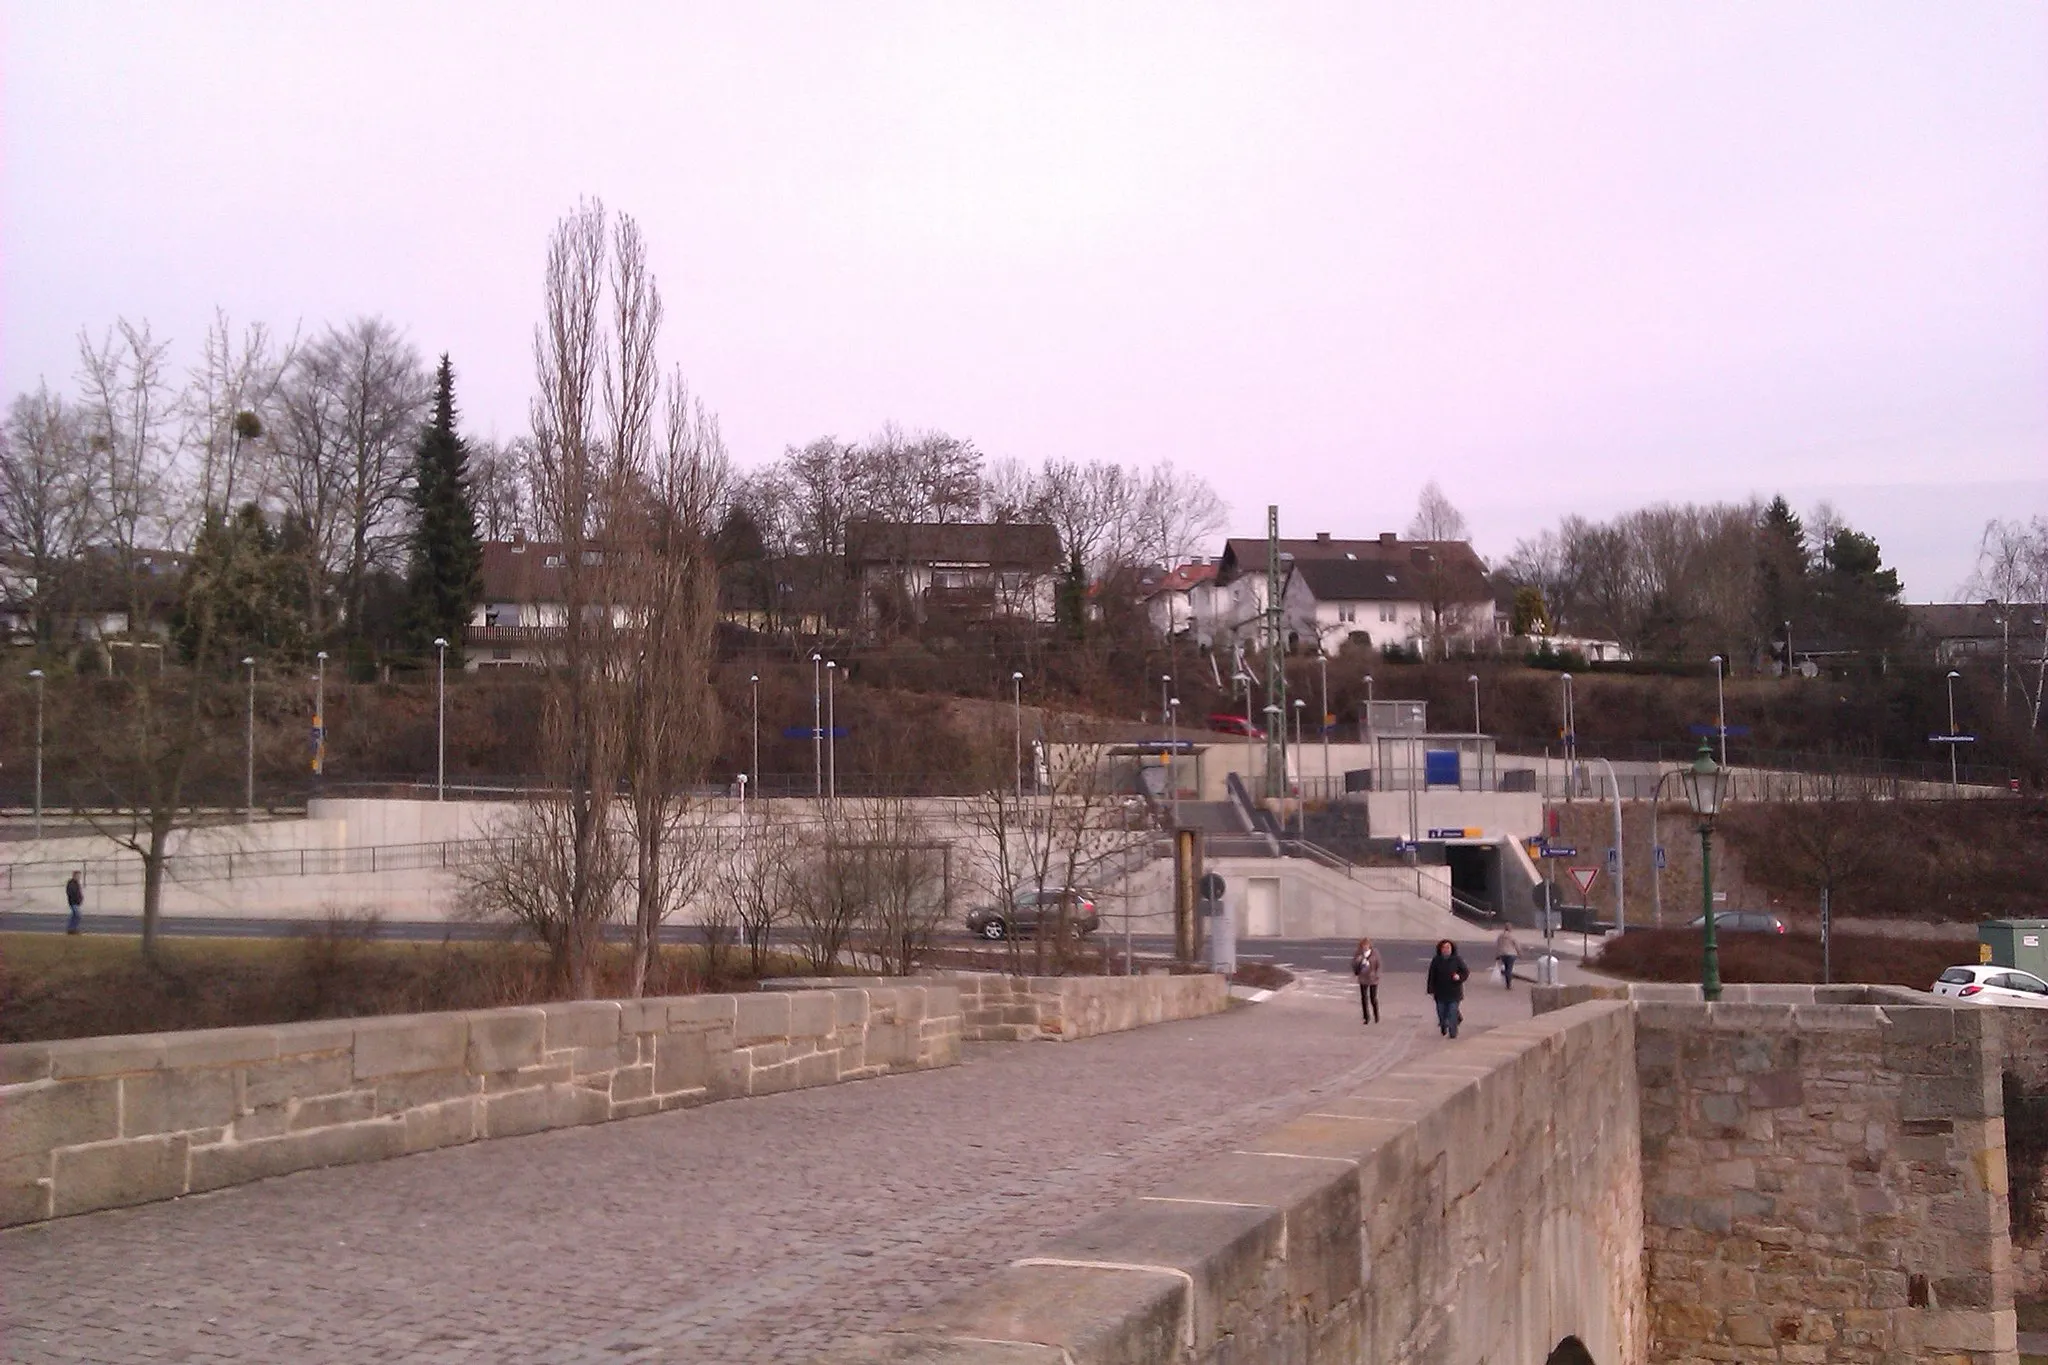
left=1536, top=954, right=1560, bottom=986
left=1201, top=897, right=1236, bottom=976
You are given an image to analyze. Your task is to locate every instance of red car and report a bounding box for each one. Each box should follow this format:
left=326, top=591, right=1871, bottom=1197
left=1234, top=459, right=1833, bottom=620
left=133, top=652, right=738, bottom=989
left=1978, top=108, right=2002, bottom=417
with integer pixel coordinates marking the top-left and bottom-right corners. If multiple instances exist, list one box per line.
left=1207, top=713, right=1266, bottom=739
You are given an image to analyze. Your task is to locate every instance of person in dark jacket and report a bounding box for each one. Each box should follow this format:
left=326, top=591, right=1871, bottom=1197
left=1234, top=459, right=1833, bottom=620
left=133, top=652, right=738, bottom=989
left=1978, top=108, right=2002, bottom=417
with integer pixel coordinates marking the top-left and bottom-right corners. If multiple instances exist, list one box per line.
left=1425, top=939, right=1470, bottom=1038
left=65, top=872, right=83, bottom=936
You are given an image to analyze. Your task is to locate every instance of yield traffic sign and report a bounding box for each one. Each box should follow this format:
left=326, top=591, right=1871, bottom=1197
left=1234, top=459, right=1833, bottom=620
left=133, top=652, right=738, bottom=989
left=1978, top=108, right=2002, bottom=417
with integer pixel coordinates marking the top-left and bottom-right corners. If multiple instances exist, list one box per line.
left=1568, top=866, right=1600, bottom=898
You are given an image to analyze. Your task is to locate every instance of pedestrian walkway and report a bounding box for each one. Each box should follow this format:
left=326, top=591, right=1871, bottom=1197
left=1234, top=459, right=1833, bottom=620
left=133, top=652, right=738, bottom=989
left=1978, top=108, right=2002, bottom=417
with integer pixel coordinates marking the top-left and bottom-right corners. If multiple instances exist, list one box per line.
left=0, top=967, right=1533, bottom=1363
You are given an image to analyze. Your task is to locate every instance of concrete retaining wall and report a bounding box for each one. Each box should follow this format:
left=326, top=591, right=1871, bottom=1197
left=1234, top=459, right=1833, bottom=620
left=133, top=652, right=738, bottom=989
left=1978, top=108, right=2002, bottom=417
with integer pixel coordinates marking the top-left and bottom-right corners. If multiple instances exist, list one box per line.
left=1537, top=982, right=2020, bottom=1364
left=0, top=983, right=960, bottom=1228
left=848, top=999, right=1647, bottom=1364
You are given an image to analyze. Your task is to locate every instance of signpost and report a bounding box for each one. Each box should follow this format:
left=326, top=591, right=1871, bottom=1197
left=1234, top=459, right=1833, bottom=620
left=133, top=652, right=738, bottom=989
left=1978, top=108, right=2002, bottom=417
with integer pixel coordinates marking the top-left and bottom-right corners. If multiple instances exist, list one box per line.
left=1569, top=866, right=1600, bottom=899
left=1540, top=845, right=1578, bottom=860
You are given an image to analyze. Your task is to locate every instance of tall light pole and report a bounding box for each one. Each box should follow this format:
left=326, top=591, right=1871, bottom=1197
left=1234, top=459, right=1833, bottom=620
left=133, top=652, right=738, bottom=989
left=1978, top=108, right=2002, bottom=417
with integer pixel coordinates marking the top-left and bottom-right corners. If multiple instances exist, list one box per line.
left=242, top=656, right=257, bottom=822
left=1709, top=654, right=1727, bottom=769
left=1167, top=695, right=1181, bottom=827
left=1945, top=669, right=1962, bottom=789
left=749, top=674, right=760, bottom=795
left=1681, top=742, right=1727, bottom=1002
left=1159, top=673, right=1170, bottom=729
left=810, top=652, right=823, bottom=798
left=825, top=660, right=838, bottom=803
left=1291, top=698, right=1306, bottom=836
left=1560, top=672, right=1576, bottom=802
left=433, top=638, right=448, bottom=801
left=314, top=650, right=328, bottom=779
left=1467, top=673, right=1480, bottom=734
left=1011, top=671, right=1024, bottom=799
left=27, top=668, right=43, bottom=840
left=1992, top=605, right=2010, bottom=710
left=1317, top=653, right=1329, bottom=801
left=1240, top=671, right=1256, bottom=786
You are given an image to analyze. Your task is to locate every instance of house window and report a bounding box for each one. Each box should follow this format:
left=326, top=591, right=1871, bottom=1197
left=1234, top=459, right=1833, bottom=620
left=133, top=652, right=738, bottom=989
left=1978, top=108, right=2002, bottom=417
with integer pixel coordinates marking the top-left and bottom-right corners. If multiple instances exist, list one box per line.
left=1379, top=603, right=1396, bottom=623
left=544, top=555, right=563, bottom=568
left=998, top=571, right=1025, bottom=591
left=933, top=570, right=970, bottom=589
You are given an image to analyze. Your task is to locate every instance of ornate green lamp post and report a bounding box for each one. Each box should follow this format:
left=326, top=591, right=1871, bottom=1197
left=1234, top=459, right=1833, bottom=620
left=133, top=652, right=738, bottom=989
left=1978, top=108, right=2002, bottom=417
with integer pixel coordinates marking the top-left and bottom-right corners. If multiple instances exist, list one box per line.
left=1680, top=741, right=1728, bottom=1001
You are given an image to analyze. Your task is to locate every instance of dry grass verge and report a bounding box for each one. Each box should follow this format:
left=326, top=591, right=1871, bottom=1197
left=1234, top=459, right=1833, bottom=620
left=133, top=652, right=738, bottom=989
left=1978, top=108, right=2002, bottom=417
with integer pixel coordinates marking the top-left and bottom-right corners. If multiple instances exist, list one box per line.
left=0, top=928, right=806, bottom=1044
left=1591, top=927, right=1964, bottom=990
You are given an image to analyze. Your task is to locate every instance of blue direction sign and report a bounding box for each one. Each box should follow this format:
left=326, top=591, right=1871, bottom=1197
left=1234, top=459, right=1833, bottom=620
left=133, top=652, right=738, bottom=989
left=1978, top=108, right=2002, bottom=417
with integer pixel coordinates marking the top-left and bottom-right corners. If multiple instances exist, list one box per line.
left=1927, top=734, right=1977, bottom=744
left=1653, top=845, right=1667, bottom=871
left=781, top=725, right=850, bottom=740
left=1688, top=723, right=1752, bottom=739
left=1540, top=844, right=1578, bottom=859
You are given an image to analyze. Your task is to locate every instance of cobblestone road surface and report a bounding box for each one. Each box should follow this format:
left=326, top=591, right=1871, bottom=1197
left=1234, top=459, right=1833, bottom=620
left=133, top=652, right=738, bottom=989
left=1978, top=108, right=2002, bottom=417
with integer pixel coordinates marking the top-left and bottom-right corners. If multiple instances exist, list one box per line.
left=1, top=962, right=1531, bottom=1363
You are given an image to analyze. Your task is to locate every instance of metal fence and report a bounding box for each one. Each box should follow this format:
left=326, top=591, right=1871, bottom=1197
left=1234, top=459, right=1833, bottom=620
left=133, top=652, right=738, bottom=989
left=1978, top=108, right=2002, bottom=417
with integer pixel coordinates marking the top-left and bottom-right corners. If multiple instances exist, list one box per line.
left=0, top=839, right=495, bottom=894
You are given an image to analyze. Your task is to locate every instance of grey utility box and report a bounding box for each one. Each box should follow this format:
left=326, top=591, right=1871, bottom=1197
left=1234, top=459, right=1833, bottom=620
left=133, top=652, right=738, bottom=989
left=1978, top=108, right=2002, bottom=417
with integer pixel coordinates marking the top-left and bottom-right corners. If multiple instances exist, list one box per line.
left=1979, top=919, right=2048, bottom=978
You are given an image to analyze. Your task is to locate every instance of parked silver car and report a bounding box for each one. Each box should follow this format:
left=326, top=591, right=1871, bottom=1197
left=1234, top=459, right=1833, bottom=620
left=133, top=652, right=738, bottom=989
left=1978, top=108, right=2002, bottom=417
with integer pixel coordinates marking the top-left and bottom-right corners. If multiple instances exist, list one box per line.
left=965, top=886, right=1100, bottom=941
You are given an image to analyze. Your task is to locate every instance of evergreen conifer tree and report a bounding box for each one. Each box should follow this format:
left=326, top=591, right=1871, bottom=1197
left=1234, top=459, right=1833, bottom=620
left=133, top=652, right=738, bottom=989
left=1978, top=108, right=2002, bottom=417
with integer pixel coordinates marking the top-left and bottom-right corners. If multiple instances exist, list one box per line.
left=406, top=356, right=483, bottom=660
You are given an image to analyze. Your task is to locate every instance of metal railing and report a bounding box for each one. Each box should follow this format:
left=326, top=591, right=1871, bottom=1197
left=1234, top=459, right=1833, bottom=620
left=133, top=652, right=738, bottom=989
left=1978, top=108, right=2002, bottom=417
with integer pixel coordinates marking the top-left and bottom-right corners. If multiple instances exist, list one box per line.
left=0, top=838, right=494, bottom=894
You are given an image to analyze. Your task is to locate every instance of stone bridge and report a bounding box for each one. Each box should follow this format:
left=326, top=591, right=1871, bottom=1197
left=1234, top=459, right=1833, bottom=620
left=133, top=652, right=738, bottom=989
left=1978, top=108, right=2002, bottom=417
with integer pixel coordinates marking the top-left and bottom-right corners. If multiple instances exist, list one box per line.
left=2, top=969, right=2037, bottom=1363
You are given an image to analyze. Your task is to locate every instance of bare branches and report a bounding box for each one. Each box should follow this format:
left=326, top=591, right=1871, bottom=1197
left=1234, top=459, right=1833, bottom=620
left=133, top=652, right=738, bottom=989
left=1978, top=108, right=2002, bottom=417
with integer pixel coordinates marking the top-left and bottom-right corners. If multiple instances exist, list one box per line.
left=1406, top=480, right=1469, bottom=543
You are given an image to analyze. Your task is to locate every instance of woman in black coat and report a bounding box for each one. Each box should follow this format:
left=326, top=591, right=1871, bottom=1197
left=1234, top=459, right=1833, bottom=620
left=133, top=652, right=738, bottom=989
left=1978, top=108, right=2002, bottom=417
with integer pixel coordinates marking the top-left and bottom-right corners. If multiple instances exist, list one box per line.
left=1425, top=939, right=1470, bottom=1039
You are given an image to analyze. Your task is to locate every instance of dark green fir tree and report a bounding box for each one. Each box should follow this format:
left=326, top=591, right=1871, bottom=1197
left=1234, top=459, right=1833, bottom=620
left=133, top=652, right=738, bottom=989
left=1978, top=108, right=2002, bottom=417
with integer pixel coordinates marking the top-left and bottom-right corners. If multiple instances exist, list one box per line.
left=406, top=356, right=483, bottom=661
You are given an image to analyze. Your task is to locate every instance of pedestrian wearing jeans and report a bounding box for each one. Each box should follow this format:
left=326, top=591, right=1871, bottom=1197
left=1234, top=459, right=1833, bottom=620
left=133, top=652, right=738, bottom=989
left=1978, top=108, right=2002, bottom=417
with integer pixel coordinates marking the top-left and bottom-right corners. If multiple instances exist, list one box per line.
left=1351, top=936, right=1381, bottom=1024
left=1495, top=927, right=1523, bottom=988
left=64, top=873, right=83, bottom=936
left=1425, top=939, right=1469, bottom=1039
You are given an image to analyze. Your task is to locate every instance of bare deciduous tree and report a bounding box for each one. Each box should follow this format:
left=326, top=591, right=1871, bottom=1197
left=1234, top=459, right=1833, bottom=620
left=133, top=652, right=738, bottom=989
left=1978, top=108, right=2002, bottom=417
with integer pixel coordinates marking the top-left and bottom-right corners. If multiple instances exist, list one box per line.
left=0, top=385, right=97, bottom=639
left=1407, top=480, right=1469, bottom=543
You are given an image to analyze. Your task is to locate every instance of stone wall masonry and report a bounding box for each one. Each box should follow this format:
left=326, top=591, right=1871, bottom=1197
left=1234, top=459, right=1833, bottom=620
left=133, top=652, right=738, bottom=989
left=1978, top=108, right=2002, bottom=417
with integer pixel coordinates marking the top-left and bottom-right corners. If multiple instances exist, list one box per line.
left=1999, top=1006, right=2048, bottom=1298
left=1536, top=982, right=2021, bottom=1365
left=842, top=1000, right=1647, bottom=1364
left=946, top=972, right=1229, bottom=1042
left=767, top=972, right=1230, bottom=1043
left=0, top=983, right=960, bottom=1228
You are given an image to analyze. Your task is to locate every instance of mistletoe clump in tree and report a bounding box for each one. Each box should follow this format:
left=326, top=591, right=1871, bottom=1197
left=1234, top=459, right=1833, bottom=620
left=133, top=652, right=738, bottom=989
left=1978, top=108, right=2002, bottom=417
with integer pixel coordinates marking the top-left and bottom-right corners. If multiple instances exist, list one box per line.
left=406, top=356, right=483, bottom=659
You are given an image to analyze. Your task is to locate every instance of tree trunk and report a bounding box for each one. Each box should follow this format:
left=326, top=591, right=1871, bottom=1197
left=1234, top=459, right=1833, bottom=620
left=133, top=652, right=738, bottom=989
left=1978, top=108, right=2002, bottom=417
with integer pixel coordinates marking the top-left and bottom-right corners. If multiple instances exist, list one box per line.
left=140, top=813, right=173, bottom=966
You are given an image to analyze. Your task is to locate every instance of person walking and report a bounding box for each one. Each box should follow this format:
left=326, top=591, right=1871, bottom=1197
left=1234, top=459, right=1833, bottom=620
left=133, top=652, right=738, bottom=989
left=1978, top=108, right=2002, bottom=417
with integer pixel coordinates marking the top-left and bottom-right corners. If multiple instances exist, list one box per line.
left=1351, top=936, right=1382, bottom=1024
left=1425, top=938, right=1470, bottom=1039
left=1495, top=926, right=1523, bottom=989
left=64, top=872, right=83, bottom=936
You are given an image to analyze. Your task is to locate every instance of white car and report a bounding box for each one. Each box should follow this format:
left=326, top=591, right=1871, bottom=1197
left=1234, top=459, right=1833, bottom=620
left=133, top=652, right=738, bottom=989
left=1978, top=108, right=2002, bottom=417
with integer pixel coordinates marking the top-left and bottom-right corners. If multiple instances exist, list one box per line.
left=1932, top=964, right=2048, bottom=1007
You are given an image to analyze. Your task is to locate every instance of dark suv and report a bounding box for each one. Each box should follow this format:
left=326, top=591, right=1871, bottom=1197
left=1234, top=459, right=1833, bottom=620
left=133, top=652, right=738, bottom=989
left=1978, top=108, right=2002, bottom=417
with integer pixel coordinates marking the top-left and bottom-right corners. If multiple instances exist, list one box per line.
left=965, top=887, right=1100, bottom=940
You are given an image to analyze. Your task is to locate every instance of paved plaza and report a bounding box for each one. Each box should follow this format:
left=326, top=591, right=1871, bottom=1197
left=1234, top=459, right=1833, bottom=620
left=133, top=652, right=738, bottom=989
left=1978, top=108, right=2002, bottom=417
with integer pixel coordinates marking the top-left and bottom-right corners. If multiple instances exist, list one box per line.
left=2, top=953, right=1536, bottom=1363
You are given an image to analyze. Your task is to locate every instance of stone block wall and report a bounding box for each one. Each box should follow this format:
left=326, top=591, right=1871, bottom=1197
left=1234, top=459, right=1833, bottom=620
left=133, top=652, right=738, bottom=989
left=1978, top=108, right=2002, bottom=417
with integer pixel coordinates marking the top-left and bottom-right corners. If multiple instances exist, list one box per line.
left=1537, top=982, right=2019, bottom=1364
left=843, top=1000, right=1646, bottom=1364
left=766, top=972, right=1230, bottom=1043
left=2001, top=1007, right=2048, bottom=1297
left=0, top=983, right=960, bottom=1228
left=947, top=972, right=1230, bottom=1042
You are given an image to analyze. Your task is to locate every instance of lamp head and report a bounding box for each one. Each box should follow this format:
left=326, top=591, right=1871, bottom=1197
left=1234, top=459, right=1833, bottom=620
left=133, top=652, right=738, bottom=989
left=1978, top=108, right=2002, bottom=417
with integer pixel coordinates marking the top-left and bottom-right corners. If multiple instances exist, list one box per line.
left=1467, top=674, right=1478, bottom=684
left=1681, top=740, right=1726, bottom=822
left=316, top=651, right=328, bottom=662
left=1947, top=670, right=1961, bottom=680
left=1012, top=671, right=1023, bottom=681
left=241, top=656, right=254, bottom=667
left=27, top=668, right=41, bottom=679
left=433, top=637, right=447, bottom=649
left=1710, top=654, right=1723, bottom=665
left=750, top=673, right=758, bottom=683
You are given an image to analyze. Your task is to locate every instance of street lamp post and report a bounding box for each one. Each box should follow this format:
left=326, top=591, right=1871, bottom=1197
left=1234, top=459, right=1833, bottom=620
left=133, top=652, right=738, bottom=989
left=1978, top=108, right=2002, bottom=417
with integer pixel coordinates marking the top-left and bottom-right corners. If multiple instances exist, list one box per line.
left=825, top=661, right=838, bottom=804
left=1945, top=670, right=1962, bottom=789
left=1317, top=653, right=1329, bottom=802
left=1012, top=671, right=1024, bottom=799
left=810, top=653, right=823, bottom=799
left=431, top=638, right=449, bottom=801
left=1292, top=698, right=1306, bottom=837
left=314, top=651, right=328, bottom=780
left=1709, top=654, right=1727, bottom=769
left=1167, top=696, right=1181, bottom=828
left=1159, top=673, right=1170, bottom=729
left=1681, top=742, right=1728, bottom=1002
left=1468, top=673, right=1480, bottom=735
left=1560, top=672, right=1576, bottom=801
left=749, top=674, right=760, bottom=794
left=28, top=668, right=44, bottom=840
left=242, top=656, right=257, bottom=822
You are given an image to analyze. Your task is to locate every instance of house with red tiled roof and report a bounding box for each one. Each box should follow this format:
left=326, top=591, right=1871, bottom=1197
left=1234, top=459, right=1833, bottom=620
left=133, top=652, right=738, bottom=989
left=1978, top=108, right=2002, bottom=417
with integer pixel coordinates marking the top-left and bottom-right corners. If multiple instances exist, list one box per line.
left=1143, top=560, right=1219, bottom=639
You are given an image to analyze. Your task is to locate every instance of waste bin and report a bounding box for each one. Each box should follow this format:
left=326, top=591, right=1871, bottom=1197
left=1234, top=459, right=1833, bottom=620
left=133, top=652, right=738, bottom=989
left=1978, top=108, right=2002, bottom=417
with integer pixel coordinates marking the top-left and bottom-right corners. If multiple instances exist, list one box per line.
left=1979, top=920, right=2048, bottom=978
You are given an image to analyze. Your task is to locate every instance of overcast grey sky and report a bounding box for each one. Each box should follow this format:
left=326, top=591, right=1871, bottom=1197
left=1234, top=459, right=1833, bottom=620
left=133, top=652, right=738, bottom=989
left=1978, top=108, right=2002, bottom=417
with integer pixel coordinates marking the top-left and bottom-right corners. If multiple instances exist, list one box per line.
left=5, top=3, right=2043, bottom=599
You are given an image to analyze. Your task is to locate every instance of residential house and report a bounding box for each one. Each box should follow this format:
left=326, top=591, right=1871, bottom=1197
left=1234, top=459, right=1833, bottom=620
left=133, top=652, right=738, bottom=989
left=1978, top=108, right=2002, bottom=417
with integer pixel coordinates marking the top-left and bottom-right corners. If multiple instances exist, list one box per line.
left=1209, top=531, right=1494, bottom=656
left=465, top=536, right=570, bottom=668
left=845, top=520, right=1062, bottom=632
left=1143, top=560, right=1220, bottom=639
left=1906, top=602, right=2048, bottom=669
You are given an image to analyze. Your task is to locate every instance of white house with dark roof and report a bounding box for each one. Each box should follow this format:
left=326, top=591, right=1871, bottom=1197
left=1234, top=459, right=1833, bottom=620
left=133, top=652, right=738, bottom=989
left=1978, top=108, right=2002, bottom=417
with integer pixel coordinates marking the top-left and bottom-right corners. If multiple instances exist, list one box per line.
left=1206, top=531, right=1496, bottom=655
